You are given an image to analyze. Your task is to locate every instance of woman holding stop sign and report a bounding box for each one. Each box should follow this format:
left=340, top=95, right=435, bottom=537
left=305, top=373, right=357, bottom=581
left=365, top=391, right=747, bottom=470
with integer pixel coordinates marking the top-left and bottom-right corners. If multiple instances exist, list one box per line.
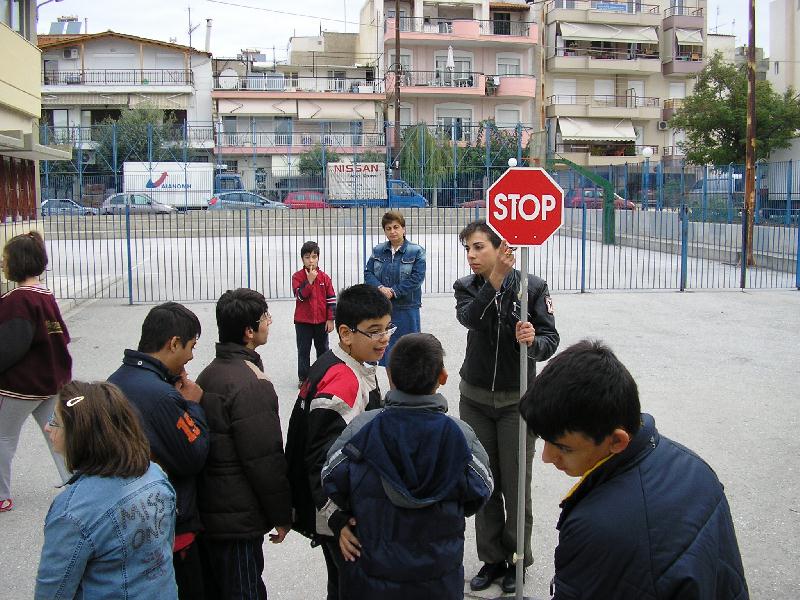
left=454, top=220, right=559, bottom=594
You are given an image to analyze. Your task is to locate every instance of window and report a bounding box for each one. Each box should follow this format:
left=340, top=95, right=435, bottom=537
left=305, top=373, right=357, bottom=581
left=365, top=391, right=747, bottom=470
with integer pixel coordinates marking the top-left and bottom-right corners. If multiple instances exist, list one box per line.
left=492, top=12, right=511, bottom=36
left=328, top=71, right=346, bottom=92
left=593, top=79, right=614, bottom=104
left=10, top=0, right=28, bottom=39
left=496, top=108, right=521, bottom=128
left=110, top=195, right=125, bottom=205
left=222, top=116, right=237, bottom=134
left=399, top=105, right=412, bottom=126
left=552, top=79, right=577, bottom=104
left=133, top=195, right=151, bottom=206
left=274, top=117, right=293, bottom=145
left=497, top=56, right=521, bottom=75
left=774, top=62, right=780, bottom=75
left=435, top=107, right=473, bottom=142
left=350, top=121, right=363, bottom=145
left=388, top=50, right=412, bottom=73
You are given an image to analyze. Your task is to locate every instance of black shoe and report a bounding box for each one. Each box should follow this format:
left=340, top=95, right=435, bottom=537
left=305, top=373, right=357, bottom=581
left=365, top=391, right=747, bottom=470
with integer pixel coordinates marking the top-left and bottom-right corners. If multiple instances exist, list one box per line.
left=501, top=564, right=524, bottom=594
left=470, top=561, right=507, bottom=591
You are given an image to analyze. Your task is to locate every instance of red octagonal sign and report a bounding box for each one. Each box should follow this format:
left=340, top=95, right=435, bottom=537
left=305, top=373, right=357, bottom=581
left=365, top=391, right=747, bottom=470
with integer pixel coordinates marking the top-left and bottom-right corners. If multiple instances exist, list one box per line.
left=487, top=167, right=564, bottom=246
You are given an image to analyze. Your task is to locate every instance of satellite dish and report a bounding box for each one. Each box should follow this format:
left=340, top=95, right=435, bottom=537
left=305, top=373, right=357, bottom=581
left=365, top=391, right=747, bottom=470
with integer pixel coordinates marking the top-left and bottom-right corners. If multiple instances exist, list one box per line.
left=218, top=68, right=239, bottom=89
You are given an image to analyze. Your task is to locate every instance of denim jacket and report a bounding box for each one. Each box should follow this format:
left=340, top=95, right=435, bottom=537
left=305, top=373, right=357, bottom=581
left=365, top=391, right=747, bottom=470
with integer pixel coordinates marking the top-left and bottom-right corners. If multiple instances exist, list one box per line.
left=35, top=462, right=177, bottom=600
left=364, top=239, right=426, bottom=308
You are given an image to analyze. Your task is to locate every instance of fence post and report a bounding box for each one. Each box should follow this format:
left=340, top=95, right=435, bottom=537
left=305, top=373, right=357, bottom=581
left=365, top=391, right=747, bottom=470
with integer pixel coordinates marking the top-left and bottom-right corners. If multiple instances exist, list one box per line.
left=580, top=201, right=587, bottom=293
left=702, top=164, right=708, bottom=222
left=796, top=211, right=800, bottom=290
left=740, top=192, right=747, bottom=290
left=680, top=202, right=689, bottom=291
left=147, top=124, right=153, bottom=165
left=362, top=205, right=368, bottom=272
left=785, top=160, right=793, bottom=227
left=485, top=123, right=491, bottom=186
left=125, top=203, right=134, bottom=305
left=245, top=208, right=251, bottom=288
left=42, top=126, right=50, bottom=191
left=112, top=124, right=118, bottom=192
left=183, top=122, right=189, bottom=209
left=656, top=161, right=664, bottom=210
left=727, top=162, right=735, bottom=224
left=77, top=126, right=84, bottom=202
left=754, top=160, right=763, bottom=225
left=516, top=122, right=522, bottom=165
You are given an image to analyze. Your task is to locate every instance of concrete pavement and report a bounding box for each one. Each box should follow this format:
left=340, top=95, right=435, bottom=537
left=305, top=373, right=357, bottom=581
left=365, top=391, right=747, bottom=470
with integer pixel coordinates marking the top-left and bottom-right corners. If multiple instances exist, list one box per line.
left=2, top=289, right=798, bottom=599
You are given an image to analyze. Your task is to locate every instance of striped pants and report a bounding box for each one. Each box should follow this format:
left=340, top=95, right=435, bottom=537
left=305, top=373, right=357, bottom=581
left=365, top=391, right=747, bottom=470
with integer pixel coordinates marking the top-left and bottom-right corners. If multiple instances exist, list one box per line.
left=200, top=536, right=268, bottom=600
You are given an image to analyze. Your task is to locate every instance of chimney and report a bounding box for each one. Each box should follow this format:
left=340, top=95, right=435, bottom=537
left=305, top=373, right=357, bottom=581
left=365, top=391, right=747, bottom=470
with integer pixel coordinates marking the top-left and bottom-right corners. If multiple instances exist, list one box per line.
left=205, top=19, right=212, bottom=53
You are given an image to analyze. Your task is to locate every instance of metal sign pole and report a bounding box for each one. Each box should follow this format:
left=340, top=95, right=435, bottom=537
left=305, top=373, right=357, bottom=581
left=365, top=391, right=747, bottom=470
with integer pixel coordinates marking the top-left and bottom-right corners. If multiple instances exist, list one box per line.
left=515, top=246, right=531, bottom=600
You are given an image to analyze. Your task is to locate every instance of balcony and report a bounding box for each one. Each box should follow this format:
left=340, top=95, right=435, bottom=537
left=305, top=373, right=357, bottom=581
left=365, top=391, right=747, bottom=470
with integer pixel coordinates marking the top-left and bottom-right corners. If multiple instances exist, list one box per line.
left=546, top=94, right=660, bottom=120
left=661, top=145, right=686, bottom=162
left=215, top=131, right=386, bottom=154
left=383, top=17, right=536, bottom=45
left=555, top=142, right=659, bottom=166
left=213, top=74, right=383, bottom=94
left=662, top=6, right=704, bottom=30
left=386, top=71, right=486, bottom=97
left=662, top=53, right=704, bottom=77
left=547, top=46, right=661, bottom=74
left=545, top=0, right=661, bottom=27
left=485, top=75, right=537, bottom=99
left=42, top=69, right=194, bottom=86
left=39, top=124, right=216, bottom=149
left=662, top=98, right=684, bottom=120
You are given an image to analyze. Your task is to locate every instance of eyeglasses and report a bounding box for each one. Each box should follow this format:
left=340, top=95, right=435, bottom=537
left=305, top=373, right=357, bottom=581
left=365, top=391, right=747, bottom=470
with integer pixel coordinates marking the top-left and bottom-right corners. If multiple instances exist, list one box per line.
left=351, top=324, right=397, bottom=340
left=258, top=312, right=272, bottom=324
left=47, top=413, right=61, bottom=428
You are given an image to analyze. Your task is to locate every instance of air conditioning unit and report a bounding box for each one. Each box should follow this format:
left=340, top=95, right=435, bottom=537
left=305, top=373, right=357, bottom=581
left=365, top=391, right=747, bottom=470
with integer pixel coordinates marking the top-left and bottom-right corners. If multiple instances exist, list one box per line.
left=80, top=151, right=96, bottom=165
left=63, top=47, right=79, bottom=60
left=657, top=120, right=669, bottom=131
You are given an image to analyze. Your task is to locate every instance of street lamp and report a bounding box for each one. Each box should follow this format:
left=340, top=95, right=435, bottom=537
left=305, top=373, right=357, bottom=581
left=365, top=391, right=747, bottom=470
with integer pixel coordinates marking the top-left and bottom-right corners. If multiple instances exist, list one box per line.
left=641, top=146, right=653, bottom=210
left=37, top=0, right=64, bottom=9
left=507, top=157, right=518, bottom=168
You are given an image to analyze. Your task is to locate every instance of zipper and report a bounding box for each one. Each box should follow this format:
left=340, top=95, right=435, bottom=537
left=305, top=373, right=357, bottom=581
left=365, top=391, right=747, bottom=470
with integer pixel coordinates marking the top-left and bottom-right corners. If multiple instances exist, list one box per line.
left=491, top=290, right=502, bottom=391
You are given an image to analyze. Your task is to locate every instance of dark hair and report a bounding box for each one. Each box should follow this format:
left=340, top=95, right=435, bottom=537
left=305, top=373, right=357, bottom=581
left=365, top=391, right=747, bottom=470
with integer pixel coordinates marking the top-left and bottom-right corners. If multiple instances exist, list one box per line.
left=335, top=284, right=392, bottom=332
left=458, top=220, right=501, bottom=248
left=216, top=288, right=268, bottom=344
left=2, top=231, right=48, bottom=281
left=300, top=240, right=320, bottom=258
left=57, top=381, right=150, bottom=478
left=389, top=333, right=444, bottom=395
left=519, top=339, right=641, bottom=444
left=381, top=211, right=405, bottom=230
left=137, top=302, right=201, bottom=353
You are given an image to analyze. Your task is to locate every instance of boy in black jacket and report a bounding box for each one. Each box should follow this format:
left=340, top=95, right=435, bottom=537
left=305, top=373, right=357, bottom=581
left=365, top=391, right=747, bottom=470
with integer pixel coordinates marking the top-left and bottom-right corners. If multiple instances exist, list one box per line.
left=196, top=288, right=292, bottom=600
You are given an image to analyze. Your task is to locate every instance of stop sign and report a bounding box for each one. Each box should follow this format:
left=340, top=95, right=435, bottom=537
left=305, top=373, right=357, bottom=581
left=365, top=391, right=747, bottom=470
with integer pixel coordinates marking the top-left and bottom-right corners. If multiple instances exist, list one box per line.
left=486, top=167, right=564, bottom=246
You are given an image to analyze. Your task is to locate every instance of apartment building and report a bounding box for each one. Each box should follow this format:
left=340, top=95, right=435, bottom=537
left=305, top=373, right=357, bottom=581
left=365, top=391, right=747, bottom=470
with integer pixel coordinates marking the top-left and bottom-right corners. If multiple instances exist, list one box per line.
left=211, top=32, right=385, bottom=186
left=359, top=0, right=539, bottom=147
left=1, top=0, right=69, bottom=266
left=767, top=0, right=800, bottom=162
left=37, top=23, right=214, bottom=162
left=541, top=0, right=707, bottom=166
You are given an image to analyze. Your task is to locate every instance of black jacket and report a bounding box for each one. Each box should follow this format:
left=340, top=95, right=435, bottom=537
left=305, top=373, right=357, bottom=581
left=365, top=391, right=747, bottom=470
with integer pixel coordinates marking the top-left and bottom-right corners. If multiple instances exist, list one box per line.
left=454, top=270, right=559, bottom=392
left=552, top=414, right=749, bottom=600
left=196, top=343, right=292, bottom=540
left=108, top=350, right=210, bottom=535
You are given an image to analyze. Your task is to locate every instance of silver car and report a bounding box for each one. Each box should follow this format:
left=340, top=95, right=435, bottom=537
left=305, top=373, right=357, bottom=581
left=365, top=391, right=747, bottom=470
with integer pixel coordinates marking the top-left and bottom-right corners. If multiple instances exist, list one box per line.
left=101, top=193, right=177, bottom=215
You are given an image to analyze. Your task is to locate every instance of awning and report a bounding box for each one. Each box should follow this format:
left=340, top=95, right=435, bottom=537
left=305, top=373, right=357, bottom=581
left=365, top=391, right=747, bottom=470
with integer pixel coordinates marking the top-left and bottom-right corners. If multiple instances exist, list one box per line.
left=216, top=98, right=297, bottom=115
left=559, top=22, right=658, bottom=43
left=297, top=100, right=378, bottom=120
left=129, top=94, right=190, bottom=109
left=558, top=118, right=636, bottom=142
left=41, top=93, right=128, bottom=106
left=675, top=28, right=703, bottom=44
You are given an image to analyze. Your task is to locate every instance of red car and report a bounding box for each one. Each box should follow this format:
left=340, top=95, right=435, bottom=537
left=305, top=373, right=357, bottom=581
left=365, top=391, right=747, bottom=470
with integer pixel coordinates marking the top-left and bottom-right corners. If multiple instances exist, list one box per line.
left=283, top=190, right=328, bottom=209
left=565, top=188, right=636, bottom=210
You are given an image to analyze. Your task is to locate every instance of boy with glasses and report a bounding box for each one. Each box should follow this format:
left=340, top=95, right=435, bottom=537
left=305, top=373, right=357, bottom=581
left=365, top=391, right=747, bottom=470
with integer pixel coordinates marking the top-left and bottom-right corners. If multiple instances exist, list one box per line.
left=285, top=284, right=391, bottom=600
left=195, top=288, right=292, bottom=599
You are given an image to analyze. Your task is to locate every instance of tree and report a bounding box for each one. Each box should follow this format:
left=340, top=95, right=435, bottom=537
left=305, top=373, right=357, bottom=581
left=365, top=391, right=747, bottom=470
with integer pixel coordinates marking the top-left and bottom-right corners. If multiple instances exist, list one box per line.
left=92, top=105, right=178, bottom=172
left=397, top=124, right=453, bottom=206
left=670, top=52, right=800, bottom=165
left=298, top=144, right=340, bottom=175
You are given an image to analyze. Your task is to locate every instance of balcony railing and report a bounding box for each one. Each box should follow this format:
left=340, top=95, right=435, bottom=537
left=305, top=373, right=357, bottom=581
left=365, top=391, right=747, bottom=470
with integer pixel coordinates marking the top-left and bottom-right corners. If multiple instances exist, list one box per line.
left=547, top=94, right=660, bottom=107
left=384, top=17, right=533, bottom=37
left=663, top=6, right=703, bottom=18
left=556, top=46, right=660, bottom=60
left=396, top=70, right=481, bottom=89
left=215, top=131, right=385, bottom=148
left=213, top=74, right=382, bottom=93
left=40, top=124, right=216, bottom=147
left=40, top=126, right=95, bottom=144
left=662, top=145, right=686, bottom=157
left=547, top=0, right=660, bottom=14
left=42, top=69, right=193, bottom=86
left=674, top=51, right=703, bottom=62
left=663, top=98, right=685, bottom=110
left=556, top=142, right=659, bottom=157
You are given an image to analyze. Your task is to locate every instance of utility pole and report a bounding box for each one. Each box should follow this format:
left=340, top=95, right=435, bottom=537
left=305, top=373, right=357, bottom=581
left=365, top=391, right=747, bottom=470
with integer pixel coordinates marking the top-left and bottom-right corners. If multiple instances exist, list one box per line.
left=393, top=0, right=401, bottom=178
left=743, top=0, right=756, bottom=276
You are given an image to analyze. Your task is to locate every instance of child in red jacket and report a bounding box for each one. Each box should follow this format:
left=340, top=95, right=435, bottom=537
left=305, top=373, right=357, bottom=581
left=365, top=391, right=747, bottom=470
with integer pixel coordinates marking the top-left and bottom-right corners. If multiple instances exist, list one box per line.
left=292, top=241, right=336, bottom=388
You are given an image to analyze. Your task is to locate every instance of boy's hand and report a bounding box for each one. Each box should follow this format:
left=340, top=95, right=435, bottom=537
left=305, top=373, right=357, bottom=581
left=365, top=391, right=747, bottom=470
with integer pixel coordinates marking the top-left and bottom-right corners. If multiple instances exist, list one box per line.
left=269, top=525, right=291, bottom=544
left=339, top=518, right=361, bottom=562
left=175, top=371, right=203, bottom=403
left=306, top=268, right=318, bottom=284
left=325, top=319, right=334, bottom=333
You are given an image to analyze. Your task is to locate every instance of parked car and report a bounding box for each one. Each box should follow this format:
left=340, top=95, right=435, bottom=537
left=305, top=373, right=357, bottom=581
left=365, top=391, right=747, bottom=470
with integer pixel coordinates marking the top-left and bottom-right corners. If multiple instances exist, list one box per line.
left=565, top=188, right=636, bottom=210
left=101, top=193, right=177, bottom=215
left=207, top=191, right=288, bottom=210
left=459, top=198, right=485, bottom=209
left=41, top=199, right=98, bottom=216
left=283, top=190, right=329, bottom=209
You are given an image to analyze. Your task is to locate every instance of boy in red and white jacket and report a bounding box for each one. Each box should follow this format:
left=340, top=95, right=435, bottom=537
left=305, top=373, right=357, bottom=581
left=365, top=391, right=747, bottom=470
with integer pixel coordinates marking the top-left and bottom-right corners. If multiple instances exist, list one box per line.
left=292, top=240, right=336, bottom=388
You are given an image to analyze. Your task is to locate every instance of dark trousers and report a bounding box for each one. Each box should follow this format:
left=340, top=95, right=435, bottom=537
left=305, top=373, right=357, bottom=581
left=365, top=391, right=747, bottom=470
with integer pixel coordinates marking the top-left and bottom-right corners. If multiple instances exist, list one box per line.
left=321, top=540, right=345, bottom=600
left=296, top=322, right=329, bottom=381
left=174, top=541, right=207, bottom=600
left=200, top=536, right=267, bottom=600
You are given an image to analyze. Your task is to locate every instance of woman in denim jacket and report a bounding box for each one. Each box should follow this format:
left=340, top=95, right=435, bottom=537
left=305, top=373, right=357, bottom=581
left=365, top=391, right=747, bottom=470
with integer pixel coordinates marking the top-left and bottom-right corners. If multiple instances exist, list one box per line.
left=364, top=211, right=426, bottom=371
left=35, top=381, right=177, bottom=600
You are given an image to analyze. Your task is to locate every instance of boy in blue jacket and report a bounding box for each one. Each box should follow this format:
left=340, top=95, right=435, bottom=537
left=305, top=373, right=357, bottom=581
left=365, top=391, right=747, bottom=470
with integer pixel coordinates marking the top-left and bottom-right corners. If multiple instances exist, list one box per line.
left=322, top=333, right=493, bottom=600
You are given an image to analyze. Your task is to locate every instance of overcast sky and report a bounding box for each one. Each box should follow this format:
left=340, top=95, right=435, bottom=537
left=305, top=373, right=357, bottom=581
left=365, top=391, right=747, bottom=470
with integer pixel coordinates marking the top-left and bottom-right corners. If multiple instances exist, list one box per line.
left=37, top=0, right=773, bottom=59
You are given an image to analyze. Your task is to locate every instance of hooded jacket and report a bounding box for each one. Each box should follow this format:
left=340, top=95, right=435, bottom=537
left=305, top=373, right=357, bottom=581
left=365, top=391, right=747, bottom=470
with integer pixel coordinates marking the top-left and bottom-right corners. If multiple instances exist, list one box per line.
left=196, top=343, right=292, bottom=540
left=551, top=414, right=749, bottom=600
left=322, top=390, right=493, bottom=600
left=454, top=270, right=558, bottom=393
